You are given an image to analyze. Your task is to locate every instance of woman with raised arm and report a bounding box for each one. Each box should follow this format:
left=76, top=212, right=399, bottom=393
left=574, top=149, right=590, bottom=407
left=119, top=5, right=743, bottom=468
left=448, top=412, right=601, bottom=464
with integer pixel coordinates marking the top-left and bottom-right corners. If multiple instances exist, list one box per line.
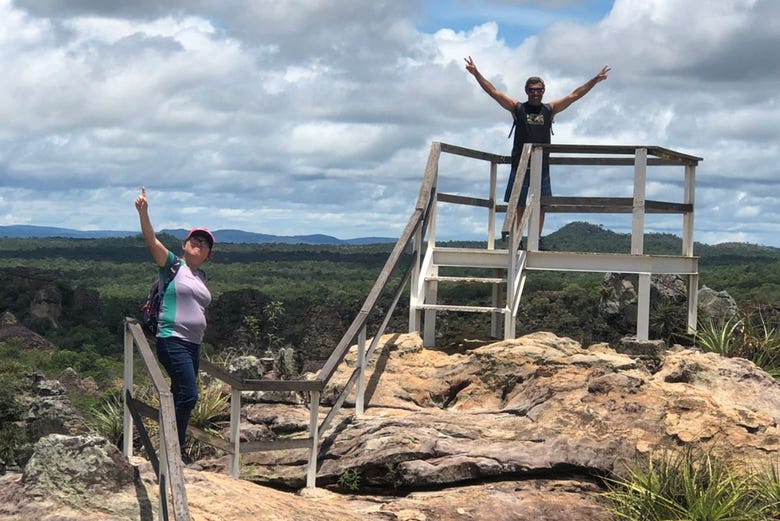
left=134, top=187, right=214, bottom=464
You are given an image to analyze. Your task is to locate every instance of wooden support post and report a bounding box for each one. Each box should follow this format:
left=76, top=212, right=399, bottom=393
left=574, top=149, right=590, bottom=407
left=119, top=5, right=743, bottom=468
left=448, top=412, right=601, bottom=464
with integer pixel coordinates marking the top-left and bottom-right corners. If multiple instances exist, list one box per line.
left=488, top=161, right=497, bottom=250
left=409, top=226, right=422, bottom=334
left=229, top=387, right=241, bottom=478
left=423, top=202, right=437, bottom=347
left=306, top=390, right=321, bottom=488
left=356, top=327, right=367, bottom=416
left=631, top=148, right=648, bottom=255
left=158, top=402, right=169, bottom=518
left=528, top=147, right=543, bottom=251
left=504, top=308, right=515, bottom=340
left=688, top=274, right=699, bottom=334
left=683, top=164, right=696, bottom=257
left=123, top=322, right=134, bottom=458
left=159, top=391, right=189, bottom=521
left=637, top=273, right=651, bottom=341
left=423, top=278, right=437, bottom=347
left=491, top=270, right=501, bottom=338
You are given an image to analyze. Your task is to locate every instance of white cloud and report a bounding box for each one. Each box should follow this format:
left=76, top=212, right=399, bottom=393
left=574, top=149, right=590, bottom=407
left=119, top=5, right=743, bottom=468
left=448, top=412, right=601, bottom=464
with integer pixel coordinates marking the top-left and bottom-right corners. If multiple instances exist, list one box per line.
left=0, top=0, right=779, bottom=246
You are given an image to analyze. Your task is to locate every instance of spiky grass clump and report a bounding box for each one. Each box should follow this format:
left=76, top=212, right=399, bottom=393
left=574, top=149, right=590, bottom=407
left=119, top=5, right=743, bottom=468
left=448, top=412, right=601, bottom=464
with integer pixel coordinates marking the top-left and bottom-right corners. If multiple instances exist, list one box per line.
left=605, top=448, right=773, bottom=521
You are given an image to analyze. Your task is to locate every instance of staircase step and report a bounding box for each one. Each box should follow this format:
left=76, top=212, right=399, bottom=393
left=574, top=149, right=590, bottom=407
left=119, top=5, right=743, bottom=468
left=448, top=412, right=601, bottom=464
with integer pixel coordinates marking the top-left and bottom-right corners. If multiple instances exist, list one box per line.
left=425, top=276, right=505, bottom=284
left=416, top=304, right=506, bottom=313
left=432, top=247, right=510, bottom=269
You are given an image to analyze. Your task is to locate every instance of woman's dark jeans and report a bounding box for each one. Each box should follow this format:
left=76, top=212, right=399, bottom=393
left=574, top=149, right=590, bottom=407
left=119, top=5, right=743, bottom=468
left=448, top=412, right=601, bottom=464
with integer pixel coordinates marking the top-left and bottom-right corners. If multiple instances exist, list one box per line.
left=156, top=336, right=200, bottom=451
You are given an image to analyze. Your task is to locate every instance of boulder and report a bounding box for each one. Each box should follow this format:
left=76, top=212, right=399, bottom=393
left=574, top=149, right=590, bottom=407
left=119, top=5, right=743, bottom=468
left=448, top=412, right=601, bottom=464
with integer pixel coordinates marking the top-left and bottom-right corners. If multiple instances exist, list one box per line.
left=697, top=285, right=739, bottom=324
left=599, top=273, right=738, bottom=333
left=24, top=374, right=91, bottom=441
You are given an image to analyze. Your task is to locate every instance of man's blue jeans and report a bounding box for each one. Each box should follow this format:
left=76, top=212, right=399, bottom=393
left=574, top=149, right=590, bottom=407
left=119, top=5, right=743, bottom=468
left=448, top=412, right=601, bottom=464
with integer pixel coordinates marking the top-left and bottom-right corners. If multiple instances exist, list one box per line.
left=156, top=336, right=200, bottom=450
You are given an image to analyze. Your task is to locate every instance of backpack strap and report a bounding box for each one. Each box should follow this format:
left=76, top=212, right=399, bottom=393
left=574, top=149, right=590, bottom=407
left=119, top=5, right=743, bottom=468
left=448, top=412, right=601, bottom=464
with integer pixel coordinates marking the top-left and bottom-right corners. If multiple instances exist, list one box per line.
left=507, top=102, right=525, bottom=138
left=545, top=103, right=554, bottom=136
left=159, top=257, right=182, bottom=292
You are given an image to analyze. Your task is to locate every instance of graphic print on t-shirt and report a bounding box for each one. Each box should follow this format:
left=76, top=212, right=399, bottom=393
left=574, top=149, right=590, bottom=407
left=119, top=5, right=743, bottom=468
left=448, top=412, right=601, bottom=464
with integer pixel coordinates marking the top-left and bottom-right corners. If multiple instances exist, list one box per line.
left=527, top=112, right=545, bottom=125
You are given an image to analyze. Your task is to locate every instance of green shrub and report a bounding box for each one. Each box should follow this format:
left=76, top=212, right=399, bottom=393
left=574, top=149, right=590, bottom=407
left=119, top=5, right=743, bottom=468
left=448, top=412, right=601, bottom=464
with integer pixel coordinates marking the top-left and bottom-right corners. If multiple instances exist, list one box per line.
left=605, top=448, right=766, bottom=520
left=87, top=391, right=125, bottom=447
left=695, top=310, right=780, bottom=378
left=695, top=317, right=743, bottom=356
left=337, top=468, right=362, bottom=491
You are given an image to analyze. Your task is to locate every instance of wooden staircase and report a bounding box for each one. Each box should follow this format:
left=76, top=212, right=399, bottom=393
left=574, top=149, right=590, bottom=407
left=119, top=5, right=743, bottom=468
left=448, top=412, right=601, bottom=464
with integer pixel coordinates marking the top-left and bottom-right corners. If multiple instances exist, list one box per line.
left=413, top=245, right=528, bottom=345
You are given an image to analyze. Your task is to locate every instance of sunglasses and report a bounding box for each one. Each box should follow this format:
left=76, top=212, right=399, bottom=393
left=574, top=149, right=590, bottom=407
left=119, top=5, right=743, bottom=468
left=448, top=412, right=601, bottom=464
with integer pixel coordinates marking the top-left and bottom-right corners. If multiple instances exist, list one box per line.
left=527, top=87, right=545, bottom=94
left=189, top=236, right=211, bottom=248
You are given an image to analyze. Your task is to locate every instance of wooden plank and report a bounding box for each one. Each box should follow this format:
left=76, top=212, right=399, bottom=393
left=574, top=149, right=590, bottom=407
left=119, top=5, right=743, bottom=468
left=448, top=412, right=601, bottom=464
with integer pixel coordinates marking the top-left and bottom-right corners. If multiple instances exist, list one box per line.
left=417, top=304, right=505, bottom=313
left=125, top=393, right=160, bottom=477
left=240, top=438, right=312, bottom=453
left=320, top=369, right=360, bottom=435
left=186, top=424, right=234, bottom=453
left=425, top=276, right=505, bottom=284
left=440, top=142, right=510, bottom=163
left=541, top=198, right=692, bottom=214
left=525, top=251, right=698, bottom=275
left=239, top=378, right=323, bottom=392
left=539, top=143, right=702, bottom=163
left=200, top=359, right=245, bottom=389
left=645, top=201, right=693, bottom=212
left=543, top=196, right=633, bottom=206
left=632, top=148, right=648, bottom=254
left=549, top=157, right=690, bottom=166
left=648, top=145, right=703, bottom=164
left=415, top=143, right=440, bottom=211
left=488, top=161, right=497, bottom=250
left=130, top=397, right=233, bottom=453
left=201, top=355, right=322, bottom=392
left=126, top=321, right=170, bottom=395
left=159, top=391, right=190, bottom=521
left=437, top=192, right=492, bottom=209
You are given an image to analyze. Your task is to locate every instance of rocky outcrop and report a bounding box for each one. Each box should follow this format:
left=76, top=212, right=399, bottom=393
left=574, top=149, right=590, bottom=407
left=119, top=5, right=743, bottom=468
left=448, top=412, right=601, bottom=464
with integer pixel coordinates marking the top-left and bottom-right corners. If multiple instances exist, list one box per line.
left=236, top=332, right=780, bottom=496
left=4, top=332, right=780, bottom=520
left=0, top=435, right=144, bottom=521
left=599, top=273, right=738, bottom=333
left=0, top=267, right=100, bottom=332
left=3, top=373, right=93, bottom=469
left=57, top=367, right=100, bottom=396
left=0, top=434, right=611, bottom=521
left=24, top=374, right=91, bottom=442
left=0, top=311, right=57, bottom=350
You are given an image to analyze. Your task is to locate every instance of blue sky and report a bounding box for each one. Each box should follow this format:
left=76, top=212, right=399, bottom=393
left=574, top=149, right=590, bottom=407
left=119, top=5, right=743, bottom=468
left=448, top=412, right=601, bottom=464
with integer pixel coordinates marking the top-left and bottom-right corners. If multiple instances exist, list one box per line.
left=0, top=0, right=779, bottom=246
left=420, top=0, right=615, bottom=45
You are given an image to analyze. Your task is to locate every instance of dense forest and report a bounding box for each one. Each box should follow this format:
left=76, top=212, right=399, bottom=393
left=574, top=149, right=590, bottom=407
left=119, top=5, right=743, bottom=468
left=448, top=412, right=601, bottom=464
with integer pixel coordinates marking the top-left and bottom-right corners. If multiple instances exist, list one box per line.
left=2, top=222, right=780, bottom=357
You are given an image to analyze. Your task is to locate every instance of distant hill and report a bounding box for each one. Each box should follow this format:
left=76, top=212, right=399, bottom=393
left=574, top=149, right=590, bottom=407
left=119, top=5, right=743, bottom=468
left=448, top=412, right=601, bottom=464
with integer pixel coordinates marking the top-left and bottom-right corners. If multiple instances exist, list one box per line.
left=544, top=221, right=780, bottom=265
left=0, top=225, right=138, bottom=239
left=0, top=225, right=395, bottom=245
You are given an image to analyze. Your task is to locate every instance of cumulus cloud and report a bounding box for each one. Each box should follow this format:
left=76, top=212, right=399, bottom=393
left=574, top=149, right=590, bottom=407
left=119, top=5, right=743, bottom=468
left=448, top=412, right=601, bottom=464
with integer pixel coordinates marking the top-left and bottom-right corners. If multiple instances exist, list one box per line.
left=0, top=0, right=778, bottom=245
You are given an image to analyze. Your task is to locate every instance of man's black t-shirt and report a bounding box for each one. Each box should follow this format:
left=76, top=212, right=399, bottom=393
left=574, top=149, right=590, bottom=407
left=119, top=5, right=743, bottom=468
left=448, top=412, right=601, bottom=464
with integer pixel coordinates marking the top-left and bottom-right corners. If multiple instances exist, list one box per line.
left=505, top=102, right=553, bottom=202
